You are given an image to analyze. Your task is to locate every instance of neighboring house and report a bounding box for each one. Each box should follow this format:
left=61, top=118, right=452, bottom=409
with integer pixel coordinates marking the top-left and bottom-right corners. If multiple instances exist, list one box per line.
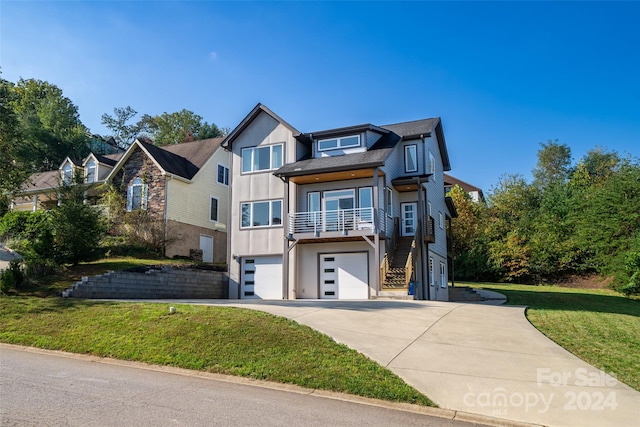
left=444, top=173, right=485, bottom=203
left=105, top=137, right=229, bottom=263
left=223, top=103, right=456, bottom=301
left=11, top=152, right=124, bottom=212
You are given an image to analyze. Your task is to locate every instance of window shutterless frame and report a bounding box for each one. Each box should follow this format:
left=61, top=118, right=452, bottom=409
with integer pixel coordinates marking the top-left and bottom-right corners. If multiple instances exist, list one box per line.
left=241, top=144, right=283, bottom=174
left=317, top=135, right=361, bottom=151
left=404, top=145, right=418, bottom=173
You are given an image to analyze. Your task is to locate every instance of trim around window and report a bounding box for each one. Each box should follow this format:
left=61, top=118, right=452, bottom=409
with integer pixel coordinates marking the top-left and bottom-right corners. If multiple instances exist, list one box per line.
left=404, top=145, right=418, bottom=173
left=317, top=135, right=360, bottom=151
left=240, top=199, right=283, bottom=228
left=217, top=163, right=229, bottom=186
left=210, top=196, right=219, bottom=222
left=241, top=144, right=283, bottom=174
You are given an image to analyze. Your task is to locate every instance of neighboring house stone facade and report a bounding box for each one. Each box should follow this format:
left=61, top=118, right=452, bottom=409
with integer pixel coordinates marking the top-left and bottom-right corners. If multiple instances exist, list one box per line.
left=223, top=104, right=457, bottom=301
left=105, top=138, right=229, bottom=263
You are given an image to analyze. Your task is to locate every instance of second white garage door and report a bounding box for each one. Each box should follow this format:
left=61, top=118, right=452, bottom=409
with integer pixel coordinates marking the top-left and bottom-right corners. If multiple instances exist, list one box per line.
left=241, top=256, right=283, bottom=299
left=319, top=252, right=369, bottom=299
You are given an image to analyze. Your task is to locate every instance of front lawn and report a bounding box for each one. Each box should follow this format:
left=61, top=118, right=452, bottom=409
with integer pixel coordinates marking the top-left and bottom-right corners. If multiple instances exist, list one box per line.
left=0, top=295, right=432, bottom=406
left=466, top=282, right=640, bottom=391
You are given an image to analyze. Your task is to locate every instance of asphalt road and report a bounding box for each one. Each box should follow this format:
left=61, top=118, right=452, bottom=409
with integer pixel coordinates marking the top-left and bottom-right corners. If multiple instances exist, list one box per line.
left=0, top=346, right=480, bottom=427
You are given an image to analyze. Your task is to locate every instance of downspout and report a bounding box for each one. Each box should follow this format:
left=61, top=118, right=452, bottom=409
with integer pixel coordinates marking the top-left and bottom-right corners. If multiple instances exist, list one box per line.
left=164, top=174, right=171, bottom=258
left=282, top=177, right=290, bottom=299
left=420, top=134, right=431, bottom=300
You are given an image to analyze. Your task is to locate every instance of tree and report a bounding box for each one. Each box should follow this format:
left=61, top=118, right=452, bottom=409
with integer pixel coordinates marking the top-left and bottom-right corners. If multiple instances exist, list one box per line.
left=49, top=171, right=104, bottom=265
left=101, top=106, right=145, bottom=149
left=532, top=140, right=572, bottom=189
left=0, top=77, right=27, bottom=211
left=8, top=78, right=90, bottom=172
left=141, top=109, right=223, bottom=145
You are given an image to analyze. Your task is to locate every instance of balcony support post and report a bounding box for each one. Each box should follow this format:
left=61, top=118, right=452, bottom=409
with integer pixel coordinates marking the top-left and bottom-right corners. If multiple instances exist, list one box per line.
left=282, top=177, right=291, bottom=300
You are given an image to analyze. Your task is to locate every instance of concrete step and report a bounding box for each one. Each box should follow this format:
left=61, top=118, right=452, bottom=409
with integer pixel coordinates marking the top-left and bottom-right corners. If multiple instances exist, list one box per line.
left=448, top=286, right=484, bottom=302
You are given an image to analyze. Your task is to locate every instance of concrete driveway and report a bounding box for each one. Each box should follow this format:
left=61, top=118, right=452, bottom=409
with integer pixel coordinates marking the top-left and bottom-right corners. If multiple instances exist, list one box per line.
left=160, top=298, right=639, bottom=427
left=0, top=244, right=22, bottom=271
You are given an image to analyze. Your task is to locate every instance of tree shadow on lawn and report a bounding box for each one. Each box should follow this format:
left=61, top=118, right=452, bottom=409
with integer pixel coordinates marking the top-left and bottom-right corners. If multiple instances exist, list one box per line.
left=479, top=286, right=640, bottom=317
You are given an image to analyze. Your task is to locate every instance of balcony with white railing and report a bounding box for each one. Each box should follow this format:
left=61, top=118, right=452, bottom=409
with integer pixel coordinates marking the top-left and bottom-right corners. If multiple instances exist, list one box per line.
left=288, top=207, right=387, bottom=240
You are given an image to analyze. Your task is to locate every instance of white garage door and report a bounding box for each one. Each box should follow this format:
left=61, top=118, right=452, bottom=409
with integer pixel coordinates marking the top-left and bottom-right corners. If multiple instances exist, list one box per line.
left=241, top=256, right=283, bottom=299
left=320, top=253, right=369, bottom=299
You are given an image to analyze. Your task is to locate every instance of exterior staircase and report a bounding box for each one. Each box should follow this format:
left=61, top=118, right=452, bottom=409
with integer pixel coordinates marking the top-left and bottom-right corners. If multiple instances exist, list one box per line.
left=381, top=236, right=414, bottom=292
left=447, top=286, right=484, bottom=302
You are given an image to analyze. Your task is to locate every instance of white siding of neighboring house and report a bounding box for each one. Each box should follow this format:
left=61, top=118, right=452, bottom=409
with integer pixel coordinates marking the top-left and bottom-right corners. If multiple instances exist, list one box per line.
left=228, top=111, right=297, bottom=298
left=166, top=147, right=229, bottom=232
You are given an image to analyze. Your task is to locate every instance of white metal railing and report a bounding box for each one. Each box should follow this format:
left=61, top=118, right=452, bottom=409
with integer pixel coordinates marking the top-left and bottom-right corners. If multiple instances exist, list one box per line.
left=288, top=207, right=385, bottom=235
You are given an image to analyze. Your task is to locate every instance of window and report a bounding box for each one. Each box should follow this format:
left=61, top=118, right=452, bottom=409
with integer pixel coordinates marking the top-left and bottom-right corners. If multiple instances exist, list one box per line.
left=62, top=164, right=73, bottom=184
left=359, top=187, right=372, bottom=208
left=318, top=135, right=360, bottom=151
left=428, top=202, right=432, bottom=217
left=308, top=192, right=320, bottom=223
left=241, top=144, right=283, bottom=173
left=440, top=262, right=447, bottom=288
left=428, top=151, right=436, bottom=175
left=85, top=161, right=96, bottom=183
left=210, top=196, right=219, bottom=222
left=217, top=164, right=229, bottom=186
left=385, top=187, right=393, bottom=217
left=404, top=145, right=418, bottom=173
left=127, top=177, right=147, bottom=211
left=439, top=212, right=444, bottom=229
left=241, top=200, right=282, bottom=228
left=429, top=257, right=434, bottom=287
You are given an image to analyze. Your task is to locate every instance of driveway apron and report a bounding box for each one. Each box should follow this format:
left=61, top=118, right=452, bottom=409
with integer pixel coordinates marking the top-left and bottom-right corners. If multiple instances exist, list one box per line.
left=146, top=299, right=640, bottom=427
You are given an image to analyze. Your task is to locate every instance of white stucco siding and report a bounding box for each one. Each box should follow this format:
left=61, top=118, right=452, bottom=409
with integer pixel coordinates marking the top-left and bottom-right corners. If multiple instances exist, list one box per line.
left=228, top=112, right=297, bottom=297
left=166, top=147, right=229, bottom=232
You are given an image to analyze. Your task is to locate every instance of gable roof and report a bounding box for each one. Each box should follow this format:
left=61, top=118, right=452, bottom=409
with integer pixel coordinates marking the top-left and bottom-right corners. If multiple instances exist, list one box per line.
left=221, top=103, right=300, bottom=150
left=382, top=118, right=451, bottom=171
left=444, top=173, right=485, bottom=199
left=106, top=137, right=224, bottom=182
left=19, top=170, right=60, bottom=194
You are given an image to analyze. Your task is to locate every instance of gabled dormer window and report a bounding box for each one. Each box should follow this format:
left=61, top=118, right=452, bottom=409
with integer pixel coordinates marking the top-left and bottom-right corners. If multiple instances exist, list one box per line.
left=86, top=160, right=96, bottom=183
left=62, top=164, right=73, bottom=184
left=318, top=135, right=360, bottom=151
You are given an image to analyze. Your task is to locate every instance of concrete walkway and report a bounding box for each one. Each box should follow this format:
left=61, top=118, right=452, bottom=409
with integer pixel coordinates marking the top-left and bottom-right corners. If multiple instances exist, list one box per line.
left=152, top=298, right=639, bottom=427
left=0, top=244, right=22, bottom=271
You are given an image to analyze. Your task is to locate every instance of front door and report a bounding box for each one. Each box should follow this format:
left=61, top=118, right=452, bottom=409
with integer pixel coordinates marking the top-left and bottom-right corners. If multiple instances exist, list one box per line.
left=401, top=202, right=417, bottom=237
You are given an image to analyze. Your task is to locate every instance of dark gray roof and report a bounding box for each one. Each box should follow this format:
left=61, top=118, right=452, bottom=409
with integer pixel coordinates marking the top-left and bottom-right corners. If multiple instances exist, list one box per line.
left=275, top=147, right=394, bottom=177
left=380, top=118, right=439, bottom=139
left=95, top=153, right=123, bottom=167
left=133, top=138, right=222, bottom=180
left=162, top=137, right=223, bottom=169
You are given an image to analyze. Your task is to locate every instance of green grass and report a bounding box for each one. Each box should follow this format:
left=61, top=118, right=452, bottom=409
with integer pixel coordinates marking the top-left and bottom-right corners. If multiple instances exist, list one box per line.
left=465, top=282, right=640, bottom=391
left=0, top=296, right=432, bottom=406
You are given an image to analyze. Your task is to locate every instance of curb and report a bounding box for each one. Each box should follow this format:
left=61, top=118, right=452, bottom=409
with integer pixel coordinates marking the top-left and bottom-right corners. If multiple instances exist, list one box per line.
left=0, top=343, right=543, bottom=427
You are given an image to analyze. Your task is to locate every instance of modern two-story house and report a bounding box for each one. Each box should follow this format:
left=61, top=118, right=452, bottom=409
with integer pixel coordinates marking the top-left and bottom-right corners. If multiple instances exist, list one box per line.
left=223, top=104, right=456, bottom=300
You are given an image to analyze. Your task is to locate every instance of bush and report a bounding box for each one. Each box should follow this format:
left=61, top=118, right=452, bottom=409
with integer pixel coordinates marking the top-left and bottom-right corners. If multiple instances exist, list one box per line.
left=0, top=259, right=24, bottom=293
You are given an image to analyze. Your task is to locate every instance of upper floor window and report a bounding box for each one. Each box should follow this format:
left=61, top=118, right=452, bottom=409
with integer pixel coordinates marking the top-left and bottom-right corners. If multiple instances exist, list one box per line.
left=62, top=164, right=73, bottom=184
left=241, top=144, right=283, bottom=173
left=359, top=187, right=372, bottom=209
left=86, top=161, right=96, bottom=183
left=127, top=177, right=147, bottom=211
left=217, top=164, right=229, bottom=185
left=241, top=199, right=282, bottom=228
left=210, top=196, right=219, bottom=222
left=428, top=151, right=435, bottom=175
left=318, top=135, right=360, bottom=151
left=404, top=145, right=418, bottom=173
left=439, top=212, right=444, bottom=229
left=385, top=187, right=393, bottom=217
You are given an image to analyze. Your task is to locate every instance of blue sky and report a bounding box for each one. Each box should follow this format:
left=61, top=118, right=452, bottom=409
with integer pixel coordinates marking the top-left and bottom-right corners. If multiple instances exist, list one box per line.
left=2, top=1, right=639, bottom=192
